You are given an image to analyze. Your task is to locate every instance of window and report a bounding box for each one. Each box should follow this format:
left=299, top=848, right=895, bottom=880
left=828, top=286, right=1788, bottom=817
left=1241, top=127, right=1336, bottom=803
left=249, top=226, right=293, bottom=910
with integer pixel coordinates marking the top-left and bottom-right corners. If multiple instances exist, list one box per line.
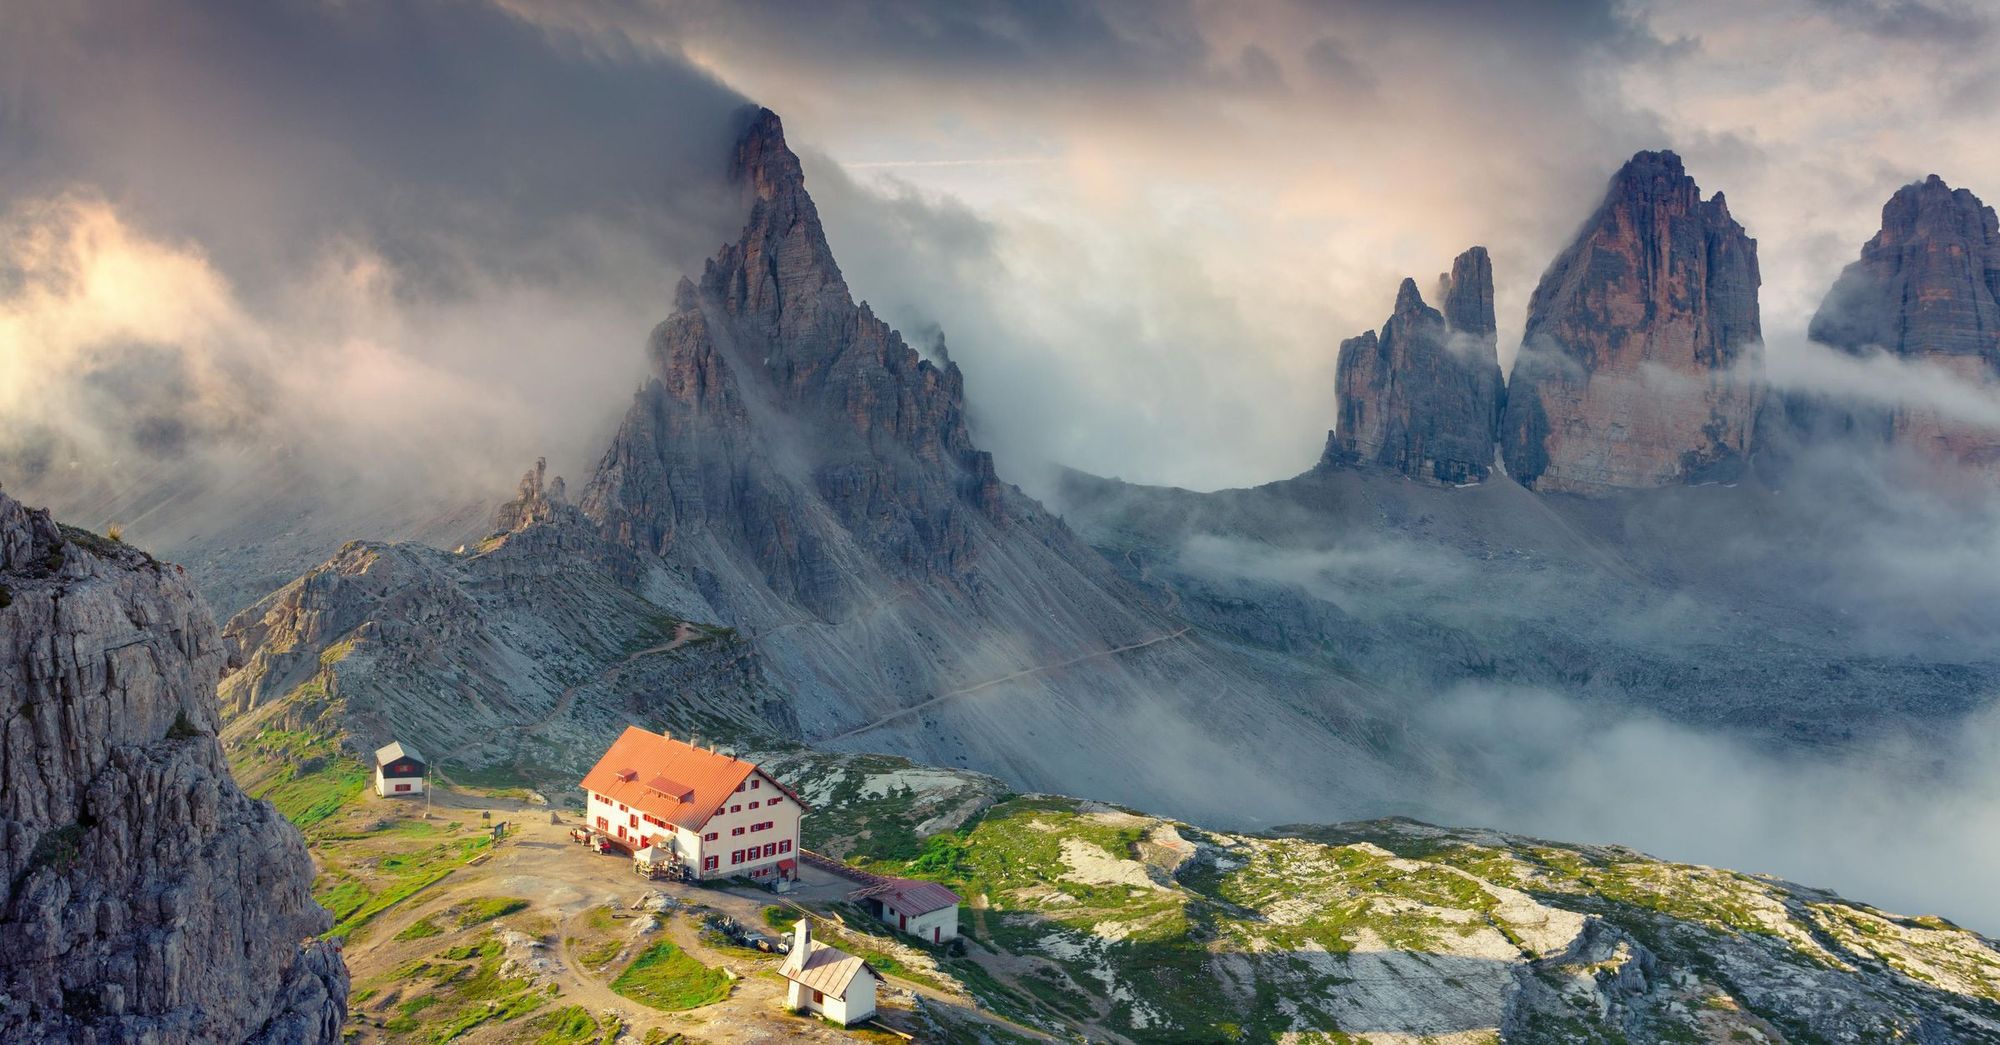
left=813, top=990, right=823, bottom=1004
left=750, top=779, right=760, bottom=790
left=748, top=801, right=759, bottom=810
left=735, top=783, right=745, bottom=793
left=595, top=817, right=607, bottom=830
left=629, top=814, right=638, bottom=827
left=767, top=797, right=781, bottom=807
left=731, top=827, right=745, bottom=836
left=703, top=832, right=717, bottom=842
left=763, top=843, right=777, bottom=858
left=732, top=850, right=744, bottom=865
left=730, top=804, right=741, bottom=813
left=703, top=855, right=718, bottom=871
left=618, top=803, right=628, bottom=812
left=778, top=840, right=792, bottom=854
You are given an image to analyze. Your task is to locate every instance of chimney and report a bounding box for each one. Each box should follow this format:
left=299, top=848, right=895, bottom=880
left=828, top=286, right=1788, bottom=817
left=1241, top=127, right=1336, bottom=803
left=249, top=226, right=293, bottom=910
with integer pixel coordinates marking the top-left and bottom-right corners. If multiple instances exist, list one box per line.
left=792, top=917, right=811, bottom=960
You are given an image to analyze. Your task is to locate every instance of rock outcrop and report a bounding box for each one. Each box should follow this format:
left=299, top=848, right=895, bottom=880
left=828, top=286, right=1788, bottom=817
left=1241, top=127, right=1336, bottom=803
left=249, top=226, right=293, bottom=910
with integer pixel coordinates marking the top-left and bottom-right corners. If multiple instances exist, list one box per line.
left=581, top=107, right=1008, bottom=617
left=1323, top=247, right=1506, bottom=484
left=1806, top=174, right=2000, bottom=469
left=0, top=489, right=347, bottom=1042
left=1500, top=150, right=1763, bottom=494
left=223, top=107, right=1408, bottom=828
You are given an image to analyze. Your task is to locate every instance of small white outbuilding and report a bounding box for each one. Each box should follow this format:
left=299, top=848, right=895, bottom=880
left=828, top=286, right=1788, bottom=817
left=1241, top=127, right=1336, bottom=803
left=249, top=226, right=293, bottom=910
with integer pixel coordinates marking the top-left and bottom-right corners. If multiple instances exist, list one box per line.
left=780, top=919, right=877, bottom=1027
left=852, top=877, right=961, bottom=944
left=373, top=741, right=426, bottom=798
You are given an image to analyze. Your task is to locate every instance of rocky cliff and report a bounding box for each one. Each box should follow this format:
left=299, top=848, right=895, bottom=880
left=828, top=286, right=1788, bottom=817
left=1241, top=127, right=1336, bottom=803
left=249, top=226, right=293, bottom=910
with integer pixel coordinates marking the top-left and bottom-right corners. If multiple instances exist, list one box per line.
left=0, top=489, right=346, bottom=1042
left=221, top=107, right=1409, bottom=829
left=1501, top=150, right=1763, bottom=493
left=1323, top=247, right=1506, bottom=484
left=219, top=460, right=788, bottom=794
left=580, top=108, right=1007, bottom=618
left=1807, top=174, right=2000, bottom=469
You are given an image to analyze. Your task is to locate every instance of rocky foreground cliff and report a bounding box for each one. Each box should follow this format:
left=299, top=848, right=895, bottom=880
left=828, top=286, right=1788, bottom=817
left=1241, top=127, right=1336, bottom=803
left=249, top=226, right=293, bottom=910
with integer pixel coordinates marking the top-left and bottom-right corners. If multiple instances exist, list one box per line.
left=767, top=754, right=2000, bottom=1044
left=0, top=489, right=347, bottom=1042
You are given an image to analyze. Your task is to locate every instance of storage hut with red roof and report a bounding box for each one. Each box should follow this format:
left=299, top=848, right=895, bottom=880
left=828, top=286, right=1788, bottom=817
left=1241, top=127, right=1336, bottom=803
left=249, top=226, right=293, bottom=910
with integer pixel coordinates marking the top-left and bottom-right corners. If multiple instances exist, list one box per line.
left=851, top=877, right=961, bottom=943
left=580, top=726, right=805, bottom=884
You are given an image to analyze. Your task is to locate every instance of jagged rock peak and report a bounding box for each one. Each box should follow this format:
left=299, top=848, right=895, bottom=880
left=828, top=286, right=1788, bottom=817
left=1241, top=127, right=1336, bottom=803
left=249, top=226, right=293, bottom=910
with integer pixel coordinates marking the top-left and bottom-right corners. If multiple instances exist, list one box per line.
left=1499, top=148, right=1763, bottom=494
left=1799, top=174, right=2000, bottom=470
left=1324, top=247, right=1506, bottom=485
left=732, top=106, right=808, bottom=205
left=1393, top=276, right=1427, bottom=315
left=579, top=107, right=1013, bottom=615
left=494, top=456, right=568, bottom=532
left=1810, top=173, right=2000, bottom=368
left=1438, top=245, right=1496, bottom=337
left=701, top=105, right=847, bottom=329
left=0, top=488, right=348, bottom=1041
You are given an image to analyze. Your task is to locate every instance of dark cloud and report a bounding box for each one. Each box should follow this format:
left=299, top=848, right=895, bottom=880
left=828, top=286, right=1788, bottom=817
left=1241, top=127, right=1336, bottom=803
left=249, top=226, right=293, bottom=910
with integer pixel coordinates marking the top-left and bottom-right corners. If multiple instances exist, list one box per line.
left=0, top=0, right=750, bottom=296
left=1808, top=0, right=1993, bottom=44
left=0, top=0, right=759, bottom=586
left=1302, top=36, right=1379, bottom=96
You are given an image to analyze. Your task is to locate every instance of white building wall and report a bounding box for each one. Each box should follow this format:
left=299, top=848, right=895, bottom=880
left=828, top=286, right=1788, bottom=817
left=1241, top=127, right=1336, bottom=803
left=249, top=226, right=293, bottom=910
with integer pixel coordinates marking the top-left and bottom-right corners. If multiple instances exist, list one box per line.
left=375, top=767, right=425, bottom=797
left=788, top=972, right=876, bottom=1027
left=582, top=769, right=799, bottom=880
left=879, top=903, right=957, bottom=943
left=697, top=770, right=801, bottom=881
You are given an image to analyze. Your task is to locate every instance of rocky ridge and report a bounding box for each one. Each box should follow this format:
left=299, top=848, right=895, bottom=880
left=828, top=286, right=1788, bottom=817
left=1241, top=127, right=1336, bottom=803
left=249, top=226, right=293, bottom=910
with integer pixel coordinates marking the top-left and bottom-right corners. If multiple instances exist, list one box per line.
left=792, top=755, right=2000, bottom=1044
left=1324, top=247, right=1507, bottom=485
left=0, top=489, right=347, bottom=1042
left=219, top=460, right=789, bottom=792
left=1498, top=150, right=1763, bottom=493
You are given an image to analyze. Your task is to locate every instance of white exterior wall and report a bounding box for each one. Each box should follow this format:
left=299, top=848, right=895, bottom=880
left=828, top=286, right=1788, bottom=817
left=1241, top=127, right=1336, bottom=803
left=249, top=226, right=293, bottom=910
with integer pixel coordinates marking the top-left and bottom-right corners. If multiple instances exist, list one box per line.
left=879, top=902, right=957, bottom=943
left=583, top=791, right=693, bottom=857
left=691, top=770, right=801, bottom=880
left=375, top=767, right=425, bottom=797
left=581, top=768, right=799, bottom=879
left=787, top=972, right=876, bottom=1027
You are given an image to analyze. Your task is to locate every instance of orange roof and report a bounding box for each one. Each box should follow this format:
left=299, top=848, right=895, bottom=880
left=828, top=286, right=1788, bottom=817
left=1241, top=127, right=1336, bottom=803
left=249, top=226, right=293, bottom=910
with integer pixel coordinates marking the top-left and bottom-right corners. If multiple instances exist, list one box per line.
left=579, top=726, right=794, bottom=831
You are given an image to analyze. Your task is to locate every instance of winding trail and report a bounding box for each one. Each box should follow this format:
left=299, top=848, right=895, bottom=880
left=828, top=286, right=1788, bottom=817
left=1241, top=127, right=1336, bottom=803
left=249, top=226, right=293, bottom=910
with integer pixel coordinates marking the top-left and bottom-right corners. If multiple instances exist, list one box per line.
left=529, top=623, right=699, bottom=739
left=431, top=623, right=699, bottom=780
left=814, top=626, right=1194, bottom=744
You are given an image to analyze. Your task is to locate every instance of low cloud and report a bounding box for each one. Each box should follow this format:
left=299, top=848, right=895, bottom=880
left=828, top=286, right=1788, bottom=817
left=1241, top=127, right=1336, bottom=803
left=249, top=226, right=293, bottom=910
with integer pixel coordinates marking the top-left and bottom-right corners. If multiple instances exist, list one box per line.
left=1420, top=684, right=2000, bottom=935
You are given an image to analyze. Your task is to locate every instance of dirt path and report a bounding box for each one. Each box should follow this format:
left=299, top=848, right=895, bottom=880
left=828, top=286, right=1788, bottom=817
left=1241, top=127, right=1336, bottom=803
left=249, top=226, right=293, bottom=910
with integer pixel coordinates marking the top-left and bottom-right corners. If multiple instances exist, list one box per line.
left=429, top=623, right=699, bottom=779
left=815, top=626, right=1195, bottom=744
left=530, top=622, right=699, bottom=739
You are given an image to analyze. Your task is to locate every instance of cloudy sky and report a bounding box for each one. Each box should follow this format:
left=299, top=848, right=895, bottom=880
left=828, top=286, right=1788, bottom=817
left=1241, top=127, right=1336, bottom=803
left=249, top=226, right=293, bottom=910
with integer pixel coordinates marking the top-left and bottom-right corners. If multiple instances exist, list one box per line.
left=4, top=0, right=1997, bottom=500
left=514, top=0, right=2000, bottom=488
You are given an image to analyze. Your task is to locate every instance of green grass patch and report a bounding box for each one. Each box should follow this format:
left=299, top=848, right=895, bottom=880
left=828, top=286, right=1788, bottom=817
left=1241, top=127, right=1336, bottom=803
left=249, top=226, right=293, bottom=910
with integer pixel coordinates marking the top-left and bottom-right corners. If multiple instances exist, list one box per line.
left=318, top=834, right=494, bottom=941
left=762, top=905, right=800, bottom=931
left=372, top=937, right=549, bottom=1041
left=610, top=941, right=731, bottom=1011
left=534, top=1005, right=606, bottom=1045
left=454, top=896, right=530, bottom=928
left=395, top=918, right=444, bottom=942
